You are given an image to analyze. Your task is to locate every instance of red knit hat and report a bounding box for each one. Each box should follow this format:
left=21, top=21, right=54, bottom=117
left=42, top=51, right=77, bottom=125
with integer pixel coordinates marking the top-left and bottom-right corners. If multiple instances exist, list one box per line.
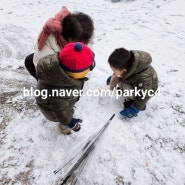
left=59, top=42, right=94, bottom=79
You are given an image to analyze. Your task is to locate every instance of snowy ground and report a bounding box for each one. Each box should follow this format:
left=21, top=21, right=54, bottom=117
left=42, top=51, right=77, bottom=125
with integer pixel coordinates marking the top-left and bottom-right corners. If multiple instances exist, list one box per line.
left=0, top=0, right=185, bottom=184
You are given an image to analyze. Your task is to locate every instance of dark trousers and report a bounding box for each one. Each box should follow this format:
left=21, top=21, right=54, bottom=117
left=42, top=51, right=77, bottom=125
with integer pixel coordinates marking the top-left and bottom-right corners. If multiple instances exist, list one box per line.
left=124, top=99, right=134, bottom=108
left=24, top=53, right=37, bottom=80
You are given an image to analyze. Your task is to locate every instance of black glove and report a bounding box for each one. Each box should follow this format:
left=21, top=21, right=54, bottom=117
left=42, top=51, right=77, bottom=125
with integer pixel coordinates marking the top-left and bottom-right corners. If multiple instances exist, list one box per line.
left=106, top=75, right=112, bottom=85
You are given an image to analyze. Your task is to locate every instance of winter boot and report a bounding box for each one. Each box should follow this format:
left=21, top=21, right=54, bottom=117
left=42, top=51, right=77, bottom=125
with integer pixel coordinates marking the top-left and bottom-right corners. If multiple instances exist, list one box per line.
left=59, top=123, right=71, bottom=135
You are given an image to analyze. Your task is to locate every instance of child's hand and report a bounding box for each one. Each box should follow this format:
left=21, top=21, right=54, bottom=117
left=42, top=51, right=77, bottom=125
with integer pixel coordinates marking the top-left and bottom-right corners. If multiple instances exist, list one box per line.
left=120, top=105, right=139, bottom=118
left=106, top=76, right=112, bottom=85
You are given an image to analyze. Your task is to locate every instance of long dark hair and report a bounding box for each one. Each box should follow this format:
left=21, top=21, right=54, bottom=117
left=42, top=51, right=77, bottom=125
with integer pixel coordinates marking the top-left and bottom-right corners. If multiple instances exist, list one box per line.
left=62, top=12, right=94, bottom=44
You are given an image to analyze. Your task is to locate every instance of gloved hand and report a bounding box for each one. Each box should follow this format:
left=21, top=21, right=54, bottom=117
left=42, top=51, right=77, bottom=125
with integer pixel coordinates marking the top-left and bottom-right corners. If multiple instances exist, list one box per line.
left=120, top=105, right=139, bottom=118
left=67, top=118, right=82, bottom=132
left=106, top=75, right=112, bottom=85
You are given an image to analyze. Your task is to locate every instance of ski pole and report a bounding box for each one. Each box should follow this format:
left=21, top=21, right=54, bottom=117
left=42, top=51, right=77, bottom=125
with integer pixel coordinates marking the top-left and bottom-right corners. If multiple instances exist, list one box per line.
left=58, top=114, right=115, bottom=185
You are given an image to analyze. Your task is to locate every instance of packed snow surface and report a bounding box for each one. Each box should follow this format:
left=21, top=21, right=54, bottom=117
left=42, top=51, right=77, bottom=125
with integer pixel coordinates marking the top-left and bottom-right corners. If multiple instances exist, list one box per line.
left=0, top=0, right=185, bottom=184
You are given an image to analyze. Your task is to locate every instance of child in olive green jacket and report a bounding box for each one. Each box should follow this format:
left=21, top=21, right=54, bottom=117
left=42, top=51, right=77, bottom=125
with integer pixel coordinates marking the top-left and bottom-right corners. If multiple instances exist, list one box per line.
left=36, top=43, right=95, bottom=134
left=107, top=48, right=158, bottom=118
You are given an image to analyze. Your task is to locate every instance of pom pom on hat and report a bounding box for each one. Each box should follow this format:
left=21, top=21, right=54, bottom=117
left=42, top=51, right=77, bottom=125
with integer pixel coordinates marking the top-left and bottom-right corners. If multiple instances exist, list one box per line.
left=59, top=42, right=94, bottom=79
left=74, top=43, right=83, bottom=51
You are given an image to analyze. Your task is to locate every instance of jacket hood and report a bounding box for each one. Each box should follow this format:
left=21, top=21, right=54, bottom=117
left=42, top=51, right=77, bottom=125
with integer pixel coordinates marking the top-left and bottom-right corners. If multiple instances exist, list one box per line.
left=123, top=50, right=152, bottom=80
left=36, top=53, right=82, bottom=86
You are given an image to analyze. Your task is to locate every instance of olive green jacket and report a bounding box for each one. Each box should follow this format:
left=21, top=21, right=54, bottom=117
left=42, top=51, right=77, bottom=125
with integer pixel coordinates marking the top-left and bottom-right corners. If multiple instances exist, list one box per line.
left=110, top=50, right=158, bottom=110
left=36, top=53, right=84, bottom=125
